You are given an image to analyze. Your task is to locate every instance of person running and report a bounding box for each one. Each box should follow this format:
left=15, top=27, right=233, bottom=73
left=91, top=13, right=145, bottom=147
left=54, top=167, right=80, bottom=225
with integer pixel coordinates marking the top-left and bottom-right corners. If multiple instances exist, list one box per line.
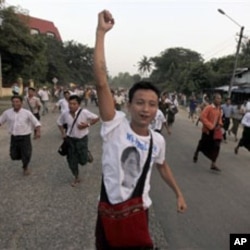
left=57, top=95, right=99, bottom=187
left=221, top=98, right=233, bottom=143
left=23, top=87, right=42, bottom=121
left=165, top=94, right=178, bottom=133
left=149, top=108, right=171, bottom=134
left=0, top=95, right=41, bottom=176
left=52, top=90, right=70, bottom=114
left=234, top=103, right=250, bottom=154
left=94, top=10, right=187, bottom=249
left=193, top=93, right=223, bottom=171
left=229, top=103, right=244, bottom=142
left=188, top=95, right=197, bottom=123
left=114, top=91, right=125, bottom=110
left=38, top=86, right=50, bottom=115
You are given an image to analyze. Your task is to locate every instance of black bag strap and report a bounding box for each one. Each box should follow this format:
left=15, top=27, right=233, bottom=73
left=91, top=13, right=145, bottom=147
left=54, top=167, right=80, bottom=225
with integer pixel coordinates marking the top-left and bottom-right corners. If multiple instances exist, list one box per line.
left=69, top=109, right=82, bottom=135
left=26, top=97, right=34, bottom=113
left=100, top=133, right=153, bottom=203
left=132, top=134, right=153, bottom=197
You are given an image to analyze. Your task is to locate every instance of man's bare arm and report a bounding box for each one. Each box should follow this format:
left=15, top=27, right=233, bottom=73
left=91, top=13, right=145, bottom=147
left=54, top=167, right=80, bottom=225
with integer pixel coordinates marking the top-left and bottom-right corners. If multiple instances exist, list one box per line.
left=156, top=161, right=187, bottom=213
left=93, top=10, right=115, bottom=121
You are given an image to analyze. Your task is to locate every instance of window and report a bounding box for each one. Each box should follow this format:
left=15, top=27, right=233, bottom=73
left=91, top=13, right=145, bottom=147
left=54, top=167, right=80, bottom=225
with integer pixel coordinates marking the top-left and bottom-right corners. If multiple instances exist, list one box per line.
left=30, top=29, right=39, bottom=35
left=46, top=32, right=55, bottom=38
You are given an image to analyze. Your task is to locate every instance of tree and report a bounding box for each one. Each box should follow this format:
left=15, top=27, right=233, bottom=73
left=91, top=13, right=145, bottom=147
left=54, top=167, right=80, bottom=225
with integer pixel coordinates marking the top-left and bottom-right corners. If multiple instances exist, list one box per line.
left=63, top=41, right=94, bottom=85
left=110, top=72, right=136, bottom=89
left=137, top=56, right=153, bottom=78
left=0, top=7, right=47, bottom=85
left=150, top=47, right=203, bottom=92
left=240, top=39, right=250, bottom=67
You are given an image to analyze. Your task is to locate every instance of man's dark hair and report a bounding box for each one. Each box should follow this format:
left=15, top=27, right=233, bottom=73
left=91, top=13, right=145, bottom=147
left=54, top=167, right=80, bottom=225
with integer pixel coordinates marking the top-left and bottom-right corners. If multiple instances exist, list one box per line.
left=128, top=81, right=160, bottom=103
left=11, top=95, right=23, bottom=102
left=28, top=87, right=36, bottom=91
left=63, top=90, right=70, bottom=95
left=69, top=95, right=81, bottom=104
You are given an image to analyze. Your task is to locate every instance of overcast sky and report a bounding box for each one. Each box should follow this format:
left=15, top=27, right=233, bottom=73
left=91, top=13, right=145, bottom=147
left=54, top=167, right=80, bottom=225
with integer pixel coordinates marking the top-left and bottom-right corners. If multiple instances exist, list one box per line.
left=5, top=0, right=250, bottom=76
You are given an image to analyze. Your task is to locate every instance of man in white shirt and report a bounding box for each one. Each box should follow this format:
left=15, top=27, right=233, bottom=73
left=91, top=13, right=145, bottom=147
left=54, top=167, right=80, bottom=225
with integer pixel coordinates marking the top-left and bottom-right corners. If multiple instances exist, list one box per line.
left=149, top=108, right=171, bottom=134
left=0, top=96, right=41, bottom=176
left=94, top=10, right=187, bottom=249
left=53, top=90, right=70, bottom=114
left=23, top=87, right=42, bottom=121
left=234, top=102, right=250, bottom=154
left=57, top=95, right=99, bottom=187
left=114, top=91, right=125, bottom=110
left=38, top=86, right=50, bottom=115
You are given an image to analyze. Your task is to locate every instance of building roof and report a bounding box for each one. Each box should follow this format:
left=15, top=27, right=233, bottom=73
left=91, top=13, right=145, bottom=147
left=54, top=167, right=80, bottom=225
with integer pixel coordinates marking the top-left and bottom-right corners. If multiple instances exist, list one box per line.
left=18, top=14, right=62, bottom=41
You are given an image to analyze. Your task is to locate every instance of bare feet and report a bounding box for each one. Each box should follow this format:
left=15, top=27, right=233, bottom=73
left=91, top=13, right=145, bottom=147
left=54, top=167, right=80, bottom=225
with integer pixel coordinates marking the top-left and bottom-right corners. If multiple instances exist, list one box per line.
left=71, top=177, right=81, bottom=187
left=210, top=163, right=221, bottom=172
left=23, top=168, right=31, bottom=176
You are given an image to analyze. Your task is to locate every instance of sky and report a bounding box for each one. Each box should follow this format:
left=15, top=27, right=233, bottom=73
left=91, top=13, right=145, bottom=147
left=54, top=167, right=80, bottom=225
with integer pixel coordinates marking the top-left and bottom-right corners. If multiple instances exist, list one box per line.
left=5, top=0, right=250, bottom=77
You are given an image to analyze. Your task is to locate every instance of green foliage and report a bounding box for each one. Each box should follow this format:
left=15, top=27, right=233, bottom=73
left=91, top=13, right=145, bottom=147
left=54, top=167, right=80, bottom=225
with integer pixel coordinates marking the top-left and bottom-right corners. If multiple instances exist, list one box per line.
left=149, top=47, right=204, bottom=93
left=64, top=41, right=94, bottom=85
left=0, top=6, right=94, bottom=87
left=110, top=72, right=140, bottom=89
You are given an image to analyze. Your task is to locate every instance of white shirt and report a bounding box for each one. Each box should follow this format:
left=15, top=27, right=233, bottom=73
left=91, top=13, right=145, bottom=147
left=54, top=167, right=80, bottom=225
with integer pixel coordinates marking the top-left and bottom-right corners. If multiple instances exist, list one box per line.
left=101, top=111, right=165, bottom=208
left=56, top=98, right=69, bottom=113
left=57, top=108, right=98, bottom=138
left=114, top=95, right=125, bottom=105
left=0, top=108, right=41, bottom=135
left=150, top=109, right=166, bottom=130
left=38, top=89, right=50, bottom=101
left=241, top=112, right=250, bottom=127
left=23, top=96, right=42, bottom=114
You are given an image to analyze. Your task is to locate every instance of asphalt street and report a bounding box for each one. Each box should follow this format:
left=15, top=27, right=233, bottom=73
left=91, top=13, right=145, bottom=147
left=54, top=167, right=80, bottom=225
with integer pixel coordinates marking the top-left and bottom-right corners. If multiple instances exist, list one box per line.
left=151, top=108, right=250, bottom=250
left=0, top=100, right=249, bottom=250
left=0, top=101, right=167, bottom=250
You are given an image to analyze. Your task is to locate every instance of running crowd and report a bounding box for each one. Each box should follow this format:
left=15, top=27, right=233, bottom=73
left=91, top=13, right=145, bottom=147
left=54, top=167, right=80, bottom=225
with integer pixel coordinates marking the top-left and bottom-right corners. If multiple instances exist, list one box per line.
left=0, top=9, right=249, bottom=250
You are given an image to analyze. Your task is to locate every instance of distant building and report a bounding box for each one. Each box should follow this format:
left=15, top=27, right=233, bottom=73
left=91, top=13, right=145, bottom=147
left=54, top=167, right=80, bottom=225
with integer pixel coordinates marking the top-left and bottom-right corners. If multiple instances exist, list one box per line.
left=234, top=68, right=250, bottom=87
left=18, top=14, right=62, bottom=41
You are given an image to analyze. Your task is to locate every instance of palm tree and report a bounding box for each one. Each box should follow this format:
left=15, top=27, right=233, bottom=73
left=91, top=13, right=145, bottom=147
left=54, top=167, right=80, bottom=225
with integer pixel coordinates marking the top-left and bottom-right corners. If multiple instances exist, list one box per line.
left=137, top=56, right=153, bottom=79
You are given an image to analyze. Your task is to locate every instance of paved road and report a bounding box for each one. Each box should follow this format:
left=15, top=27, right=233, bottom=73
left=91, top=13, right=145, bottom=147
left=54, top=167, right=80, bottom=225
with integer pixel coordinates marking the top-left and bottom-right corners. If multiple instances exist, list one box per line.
left=0, top=102, right=167, bottom=250
left=151, top=109, right=250, bottom=250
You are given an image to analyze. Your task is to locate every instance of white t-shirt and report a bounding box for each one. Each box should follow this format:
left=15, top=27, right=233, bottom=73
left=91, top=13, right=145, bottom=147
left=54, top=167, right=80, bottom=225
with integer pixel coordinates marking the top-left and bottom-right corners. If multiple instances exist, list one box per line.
left=56, top=98, right=69, bottom=113
left=38, top=89, right=50, bottom=101
left=101, top=111, right=165, bottom=208
left=57, top=108, right=98, bottom=138
left=150, top=109, right=166, bottom=130
left=241, top=112, right=250, bottom=127
left=114, top=95, right=125, bottom=105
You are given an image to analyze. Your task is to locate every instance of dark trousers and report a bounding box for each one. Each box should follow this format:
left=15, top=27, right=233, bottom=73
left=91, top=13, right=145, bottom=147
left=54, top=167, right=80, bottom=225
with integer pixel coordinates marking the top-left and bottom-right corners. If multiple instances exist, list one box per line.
left=223, top=117, right=230, bottom=140
left=237, top=126, right=250, bottom=151
left=33, top=113, right=40, bottom=121
left=66, top=136, right=88, bottom=177
left=10, top=134, right=32, bottom=168
left=194, top=132, right=220, bottom=162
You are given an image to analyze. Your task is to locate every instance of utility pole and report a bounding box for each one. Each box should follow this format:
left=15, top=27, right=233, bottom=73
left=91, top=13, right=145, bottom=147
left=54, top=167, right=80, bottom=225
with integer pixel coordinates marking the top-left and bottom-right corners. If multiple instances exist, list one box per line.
left=228, top=26, right=244, bottom=97
left=218, top=9, right=244, bottom=97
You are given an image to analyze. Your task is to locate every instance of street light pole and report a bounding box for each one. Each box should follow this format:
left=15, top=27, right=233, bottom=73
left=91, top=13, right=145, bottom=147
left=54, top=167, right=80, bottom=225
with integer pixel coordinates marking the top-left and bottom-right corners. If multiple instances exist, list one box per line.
left=218, top=9, right=244, bottom=97
left=0, top=16, right=3, bottom=98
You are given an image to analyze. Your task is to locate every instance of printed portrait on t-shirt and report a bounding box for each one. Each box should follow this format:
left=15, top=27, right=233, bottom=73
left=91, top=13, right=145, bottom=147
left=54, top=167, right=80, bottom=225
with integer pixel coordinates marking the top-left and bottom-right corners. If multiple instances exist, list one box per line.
left=121, top=146, right=140, bottom=189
